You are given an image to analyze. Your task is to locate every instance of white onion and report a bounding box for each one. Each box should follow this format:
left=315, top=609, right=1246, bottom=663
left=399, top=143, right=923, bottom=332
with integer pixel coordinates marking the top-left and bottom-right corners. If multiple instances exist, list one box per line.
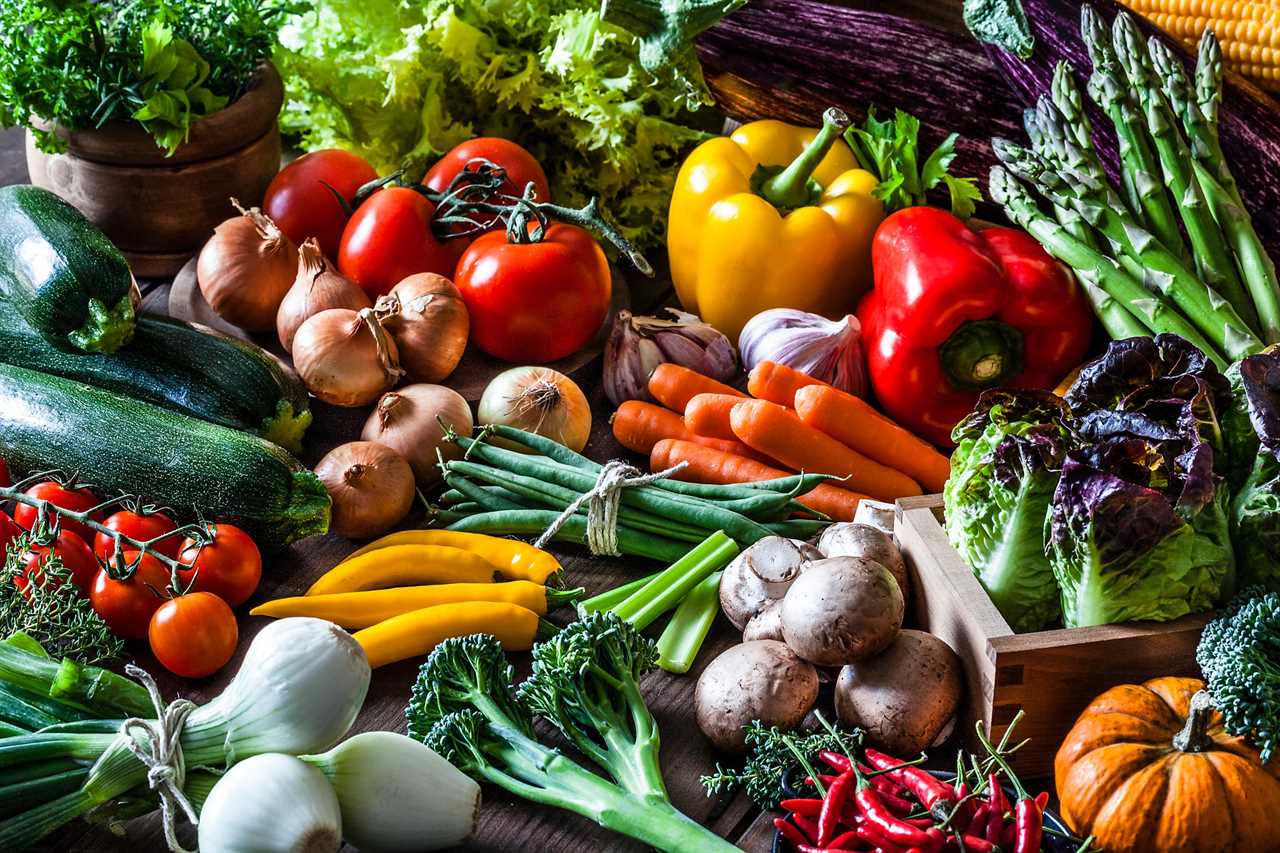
left=197, top=753, right=342, bottom=853
left=303, top=732, right=480, bottom=852
left=477, top=367, right=592, bottom=452
left=738, top=309, right=868, bottom=397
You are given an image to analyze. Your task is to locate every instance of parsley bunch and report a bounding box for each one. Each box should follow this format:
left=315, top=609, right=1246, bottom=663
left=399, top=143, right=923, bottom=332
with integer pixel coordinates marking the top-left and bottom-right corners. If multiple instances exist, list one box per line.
left=0, top=0, right=304, bottom=155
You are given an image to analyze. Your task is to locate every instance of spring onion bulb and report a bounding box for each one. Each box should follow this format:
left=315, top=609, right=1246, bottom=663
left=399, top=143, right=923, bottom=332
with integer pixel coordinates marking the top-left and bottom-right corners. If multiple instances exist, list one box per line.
left=197, top=753, right=342, bottom=853
left=302, top=731, right=480, bottom=852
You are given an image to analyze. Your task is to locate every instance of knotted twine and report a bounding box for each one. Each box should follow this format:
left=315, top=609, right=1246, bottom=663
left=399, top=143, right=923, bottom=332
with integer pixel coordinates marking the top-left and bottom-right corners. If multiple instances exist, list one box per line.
left=116, top=664, right=199, bottom=853
left=534, top=459, right=687, bottom=556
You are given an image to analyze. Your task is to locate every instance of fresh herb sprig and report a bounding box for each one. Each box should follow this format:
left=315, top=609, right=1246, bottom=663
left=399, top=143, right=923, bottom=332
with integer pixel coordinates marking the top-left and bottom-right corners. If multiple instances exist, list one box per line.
left=0, top=0, right=305, bottom=155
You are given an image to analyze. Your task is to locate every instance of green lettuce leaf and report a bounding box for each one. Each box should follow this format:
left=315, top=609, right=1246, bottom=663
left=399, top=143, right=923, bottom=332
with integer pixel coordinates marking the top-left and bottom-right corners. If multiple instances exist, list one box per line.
left=275, top=0, right=713, bottom=248
left=1225, top=348, right=1280, bottom=591
left=944, top=390, right=1073, bottom=633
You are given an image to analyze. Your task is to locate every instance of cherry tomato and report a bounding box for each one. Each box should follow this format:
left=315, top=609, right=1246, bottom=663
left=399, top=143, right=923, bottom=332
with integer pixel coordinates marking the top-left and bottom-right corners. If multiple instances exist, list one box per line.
left=0, top=458, right=10, bottom=488
left=89, top=551, right=171, bottom=639
left=176, top=524, right=262, bottom=607
left=16, top=530, right=100, bottom=595
left=424, top=137, right=551, bottom=243
left=13, top=481, right=101, bottom=544
left=338, top=186, right=459, bottom=298
left=0, top=511, right=19, bottom=555
left=149, top=592, right=238, bottom=678
left=264, top=149, right=378, bottom=261
left=454, top=223, right=611, bottom=363
left=94, top=510, right=180, bottom=561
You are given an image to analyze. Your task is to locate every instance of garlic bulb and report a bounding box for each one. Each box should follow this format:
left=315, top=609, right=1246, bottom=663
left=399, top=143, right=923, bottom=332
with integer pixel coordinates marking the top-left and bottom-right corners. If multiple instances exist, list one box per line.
left=604, top=308, right=739, bottom=405
left=738, top=309, right=867, bottom=397
left=302, top=731, right=480, bottom=852
left=197, top=753, right=342, bottom=853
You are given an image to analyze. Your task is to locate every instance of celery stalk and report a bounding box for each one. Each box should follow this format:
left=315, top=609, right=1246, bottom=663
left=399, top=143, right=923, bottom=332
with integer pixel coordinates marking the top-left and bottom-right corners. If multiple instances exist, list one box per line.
left=656, top=571, right=723, bottom=673
left=611, top=532, right=738, bottom=631
left=578, top=572, right=662, bottom=615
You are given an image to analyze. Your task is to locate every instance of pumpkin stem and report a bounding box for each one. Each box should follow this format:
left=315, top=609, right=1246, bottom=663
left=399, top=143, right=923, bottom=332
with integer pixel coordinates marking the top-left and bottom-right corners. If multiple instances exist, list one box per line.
left=1173, top=690, right=1215, bottom=753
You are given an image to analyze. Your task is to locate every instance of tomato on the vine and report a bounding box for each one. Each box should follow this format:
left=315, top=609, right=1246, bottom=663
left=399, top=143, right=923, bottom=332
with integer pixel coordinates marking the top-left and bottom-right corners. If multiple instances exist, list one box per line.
left=16, top=530, right=100, bottom=595
left=264, top=149, right=378, bottom=261
left=13, top=481, right=101, bottom=544
left=89, top=551, right=170, bottom=639
left=0, top=512, right=19, bottom=555
left=149, top=592, right=238, bottom=678
left=454, top=223, right=611, bottom=363
left=94, top=510, right=180, bottom=561
left=0, top=458, right=10, bottom=488
left=338, top=186, right=460, bottom=299
left=176, top=524, right=262, bottom=607
left=425, top=137, right=550, bottom=232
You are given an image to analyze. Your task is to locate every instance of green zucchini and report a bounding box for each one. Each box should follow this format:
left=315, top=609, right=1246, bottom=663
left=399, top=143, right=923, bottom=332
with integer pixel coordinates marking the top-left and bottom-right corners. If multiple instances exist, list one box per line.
left=0, top=185, right=137, bottom=354
left=0, top=364, right=329, bottom=549
left=0, top=301, right=312, bottom=453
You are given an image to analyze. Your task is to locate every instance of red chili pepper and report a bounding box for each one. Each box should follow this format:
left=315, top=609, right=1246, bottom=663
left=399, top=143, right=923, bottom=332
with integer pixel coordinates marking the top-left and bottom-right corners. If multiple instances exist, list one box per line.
left=964, top=803, right=992, bottom=838
left=807, top=774, right=843, bottom=787
left=985, top=806, right=1005, bottom=845
left=828, top=829, right=864, bottom=850
left=852, top=775, right=932, bottom=847
left=855, top=824, right=912, bottom=853
left=819, top=771, right=857, bottom=847
left=792, top=812, right=820, bottom=842
left=1013, top=798, right=1043, bottom=853
left=1034, top=791, right=1049, bottom=811
left=774, top=817, right=809, bottom=849
left=924, top=827, right=946, bottom=853
left=879, top=790, right=916, bottom=817
left=782, top=798, right=825, bottom=817
left=906, top=818, right=934, bottom=828
left=864, top=748, right=957, bottom=818
left=943, top=834, right=998, bottom=853
left=821, top=750, right=856, bottom=773
left=858, top=762, right=908, bottom=798
left=984, top=773, right=1008, bottom=843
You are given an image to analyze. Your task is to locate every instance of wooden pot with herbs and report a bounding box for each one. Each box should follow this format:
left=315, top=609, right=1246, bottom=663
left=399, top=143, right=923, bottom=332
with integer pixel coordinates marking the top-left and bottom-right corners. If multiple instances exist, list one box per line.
left=9, top=1, right=294, bottom=277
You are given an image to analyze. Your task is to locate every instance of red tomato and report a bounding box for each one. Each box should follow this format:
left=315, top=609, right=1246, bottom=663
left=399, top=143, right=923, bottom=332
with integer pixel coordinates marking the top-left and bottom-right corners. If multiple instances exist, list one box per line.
left=264, top=149, right=379, bottom=261
left=13, top=481, right=101, bottom=544
left=94, top=510, right=180, bottom=561
left=425, top=137, right=550, bottom=238
left=89, top=551, right=171, bottom=639
left=149, top=592, right=238, bottom=678
left=454, top=223, right=611, bottom=363
left=176, top=524, right=262, bottom=607
left=338, top=187, right=459, bottom=298
left=0, top=458, right=10, bottom=488
left=16, top=530, right=100, bottom=595
left=0, top=511, right=19, bottom=555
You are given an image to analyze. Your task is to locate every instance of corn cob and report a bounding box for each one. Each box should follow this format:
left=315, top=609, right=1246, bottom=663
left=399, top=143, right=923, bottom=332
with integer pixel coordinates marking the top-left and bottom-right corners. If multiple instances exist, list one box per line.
left=1120, top=0, right=1280, bottom=89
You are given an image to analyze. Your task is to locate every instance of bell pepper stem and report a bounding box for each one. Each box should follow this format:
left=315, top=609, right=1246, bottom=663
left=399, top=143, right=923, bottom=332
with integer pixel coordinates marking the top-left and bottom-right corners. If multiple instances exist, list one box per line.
left=759, top=108, right=852, bottom=209
left=937, top=320, right=1024, bottom=390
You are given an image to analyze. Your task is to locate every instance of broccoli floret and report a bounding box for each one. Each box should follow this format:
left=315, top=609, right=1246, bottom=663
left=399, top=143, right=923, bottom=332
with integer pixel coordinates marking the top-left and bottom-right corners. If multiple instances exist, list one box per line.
left=517, top=611, right=666, bottom=801
left=701, top=720, right=861, bottom=809
left=406, top=633, right=530, bottom=744
left=1197, top=587, right=1280, bottom=762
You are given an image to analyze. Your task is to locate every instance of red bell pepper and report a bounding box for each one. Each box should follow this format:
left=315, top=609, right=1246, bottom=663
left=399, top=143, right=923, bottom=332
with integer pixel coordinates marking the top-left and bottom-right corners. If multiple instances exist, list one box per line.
left=858, top=206, right=1093, bottom=447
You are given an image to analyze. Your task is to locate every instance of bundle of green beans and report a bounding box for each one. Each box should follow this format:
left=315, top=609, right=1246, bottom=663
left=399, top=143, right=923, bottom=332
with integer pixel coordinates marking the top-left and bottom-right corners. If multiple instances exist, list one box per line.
left=434, top=424, right=832, bottom=560
left=988, top=7, right=1280, bottom=368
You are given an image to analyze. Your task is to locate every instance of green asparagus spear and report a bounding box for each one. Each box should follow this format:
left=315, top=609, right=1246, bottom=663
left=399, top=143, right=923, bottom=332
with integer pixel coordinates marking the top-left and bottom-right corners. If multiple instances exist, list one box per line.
left=1112, top=14, right=1256, bottom=333
left=1051, top=61, right=1095, bottom=154
left=1022, top=105, right=1099, bottom=250
left=994, top=138, right=1260, bottom=361
left=988, top=165, right=1224, bottom=365
left=1194, top=30, right=1240, bottom=207
left=1081, top=5, right=1188, bottom=261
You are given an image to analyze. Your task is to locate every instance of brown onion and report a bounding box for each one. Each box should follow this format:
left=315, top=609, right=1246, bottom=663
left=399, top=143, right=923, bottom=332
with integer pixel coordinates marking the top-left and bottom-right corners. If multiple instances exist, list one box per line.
left=277, top=238, right=371, bottom=352
left=314, top=441, right=415, bottom=539
left=477, top=367, right=592, bottom=452
left=197, top=199, right=298, bottom=331
left=374, top=274, right=469, bottom=383
left=292, top=307, right=404, bottom=407
left=361, top=384, right=473, bottom=486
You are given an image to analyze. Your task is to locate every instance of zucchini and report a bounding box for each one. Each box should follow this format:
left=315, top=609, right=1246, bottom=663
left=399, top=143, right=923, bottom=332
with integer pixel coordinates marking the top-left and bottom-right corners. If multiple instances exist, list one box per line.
left=0, top=185, right=138, bottom=354
left=0, top=301, right=312, bottom=453
left=0, top=364, right=330, bottom=549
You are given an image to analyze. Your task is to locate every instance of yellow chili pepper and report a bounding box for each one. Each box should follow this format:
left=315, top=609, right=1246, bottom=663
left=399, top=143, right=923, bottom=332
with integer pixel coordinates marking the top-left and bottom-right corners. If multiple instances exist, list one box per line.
left=306, top=545, right=496, bottom=596
left=252, top=581, right=583, bottom=629
left=667, top=107, right=884, bottom=339
left=353, top=601, right=544, bottom=669
left=339, top=529, right=561, bottom=584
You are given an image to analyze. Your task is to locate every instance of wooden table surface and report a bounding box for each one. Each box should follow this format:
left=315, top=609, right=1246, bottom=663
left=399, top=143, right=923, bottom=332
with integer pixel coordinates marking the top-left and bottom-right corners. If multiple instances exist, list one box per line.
left=4, top=4, right=964, bottom=849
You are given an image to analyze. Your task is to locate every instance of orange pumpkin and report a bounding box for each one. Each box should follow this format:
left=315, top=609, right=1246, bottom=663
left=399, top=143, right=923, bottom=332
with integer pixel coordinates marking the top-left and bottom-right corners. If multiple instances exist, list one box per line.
left=1055, top=676, right=1280, bottom=853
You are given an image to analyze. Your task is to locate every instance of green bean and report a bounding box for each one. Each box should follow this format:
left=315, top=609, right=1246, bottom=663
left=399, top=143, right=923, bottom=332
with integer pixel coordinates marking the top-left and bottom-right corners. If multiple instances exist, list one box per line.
left=479, top=424, right=598, bottom=470
left=765, top=519, right=830, bottom=539
left=445, top=463, right=710, bottom=543
left=456, top=438, right=775, bottom=544
left=442, top=476, right=528, bottom=513
left=444, top=510, right=690, bottom=562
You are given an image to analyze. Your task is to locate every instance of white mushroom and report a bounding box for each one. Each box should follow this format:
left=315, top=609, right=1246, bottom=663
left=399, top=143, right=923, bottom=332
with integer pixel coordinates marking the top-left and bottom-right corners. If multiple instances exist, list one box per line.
left=694, top=640, right=819, bottom=753
left=816, top=523, right=909, bottom=602
left=780, top=556, right=903, bottom=666
left=719, top=536, right=815, bottom=629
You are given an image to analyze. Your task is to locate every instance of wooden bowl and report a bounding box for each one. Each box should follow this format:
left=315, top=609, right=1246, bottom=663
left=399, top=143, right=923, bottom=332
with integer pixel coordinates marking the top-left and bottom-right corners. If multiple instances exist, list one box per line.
left=24, top=64, right=284, bottom=277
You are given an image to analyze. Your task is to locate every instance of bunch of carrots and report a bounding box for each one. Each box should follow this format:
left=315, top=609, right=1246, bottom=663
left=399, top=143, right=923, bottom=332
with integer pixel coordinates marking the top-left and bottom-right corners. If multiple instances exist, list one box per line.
left=611, top=362, right=950, bottom=522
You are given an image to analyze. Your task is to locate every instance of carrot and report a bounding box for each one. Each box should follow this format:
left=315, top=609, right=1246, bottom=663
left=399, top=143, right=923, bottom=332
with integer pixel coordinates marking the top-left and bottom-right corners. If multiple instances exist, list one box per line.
left=684, top=393, right=744, bottom=441
left=747, top=361, right=826, bottom=406
left=729, top=399, right=923, bottom=502
left=651, top=439, right=866, bottom=521
left=612, top=400, right=765, bottom=460
left=648, top=363, right=745, bottom=413
left=793, top=384, right=951, bottom=493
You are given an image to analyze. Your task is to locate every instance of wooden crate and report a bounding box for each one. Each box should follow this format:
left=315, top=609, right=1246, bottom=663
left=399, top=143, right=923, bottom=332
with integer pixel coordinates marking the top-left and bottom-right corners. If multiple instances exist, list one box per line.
left=895, top=494, right=1208, bottom=779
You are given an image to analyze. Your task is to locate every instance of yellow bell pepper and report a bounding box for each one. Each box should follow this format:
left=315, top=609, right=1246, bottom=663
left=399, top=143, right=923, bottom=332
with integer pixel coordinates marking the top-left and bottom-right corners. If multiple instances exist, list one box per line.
left=668, top=108, right=884, bottom=339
